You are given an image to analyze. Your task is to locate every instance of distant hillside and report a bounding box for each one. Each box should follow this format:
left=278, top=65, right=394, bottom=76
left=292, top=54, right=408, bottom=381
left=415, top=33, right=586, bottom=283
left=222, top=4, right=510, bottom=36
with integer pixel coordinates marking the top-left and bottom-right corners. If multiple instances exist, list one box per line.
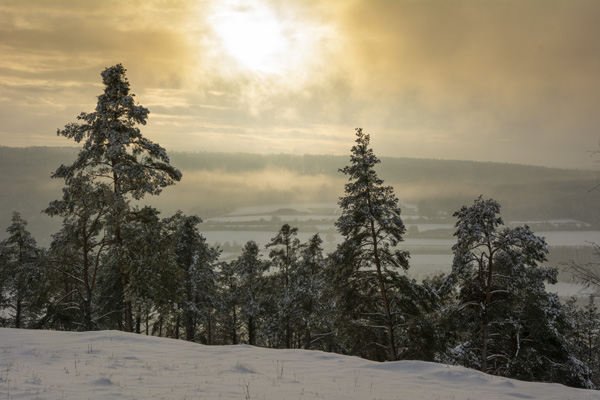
left=1, top=146, right=599, bottom=245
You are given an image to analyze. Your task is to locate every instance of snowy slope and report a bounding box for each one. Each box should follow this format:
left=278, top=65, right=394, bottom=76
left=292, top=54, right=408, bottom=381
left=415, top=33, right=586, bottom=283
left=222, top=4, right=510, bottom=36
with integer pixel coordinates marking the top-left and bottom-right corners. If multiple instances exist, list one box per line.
left=1, top=328, right=599, bottom=400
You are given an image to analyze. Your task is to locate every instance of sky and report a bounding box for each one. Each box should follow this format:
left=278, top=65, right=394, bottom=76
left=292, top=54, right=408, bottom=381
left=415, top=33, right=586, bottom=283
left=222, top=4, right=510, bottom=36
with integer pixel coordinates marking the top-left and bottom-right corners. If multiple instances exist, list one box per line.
left=1, top=0, right=599, bottom=169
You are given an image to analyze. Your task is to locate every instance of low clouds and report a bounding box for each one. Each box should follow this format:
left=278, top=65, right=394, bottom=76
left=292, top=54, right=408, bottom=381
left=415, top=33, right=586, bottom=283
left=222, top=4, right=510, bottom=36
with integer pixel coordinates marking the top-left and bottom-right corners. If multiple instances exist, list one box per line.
left=0, top=0, right=599, bottom=168
left=336, top=0, right=600, bottom=165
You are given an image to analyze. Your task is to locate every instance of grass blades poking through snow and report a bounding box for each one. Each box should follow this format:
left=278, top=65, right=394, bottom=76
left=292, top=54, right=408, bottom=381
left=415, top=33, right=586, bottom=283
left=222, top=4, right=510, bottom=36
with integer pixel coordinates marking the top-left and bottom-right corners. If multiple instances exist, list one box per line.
left=1, top=328, right=600, bottom=400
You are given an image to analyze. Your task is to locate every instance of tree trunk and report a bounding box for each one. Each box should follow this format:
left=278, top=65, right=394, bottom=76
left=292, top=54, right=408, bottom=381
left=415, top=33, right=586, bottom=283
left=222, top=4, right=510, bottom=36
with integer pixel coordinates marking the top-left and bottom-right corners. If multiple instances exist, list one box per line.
left=248, top=315, right=256, bottom=346
left=82, top=225, right=93, bottom=331
left=285, top=315, right=291, bottom=349
left=15, top=293, right=22, bottom=329
left=186, top=313, right=195, bottom=342
left=370, top=220, right=397, bottom=361
left=481, top=305, right=489, bottom=373
left=304, top=300, right=313, bottom=349
left=115, top=225, right=133, bottom=332
left=232, top=307, right=238, bottom=344
left=207, top=312, right=213, bottom=345
left=481, top=252, right=494, bottom=373
left=84, top=297, right=93, bottom=331
left=112, top=170, right=133, bottom=333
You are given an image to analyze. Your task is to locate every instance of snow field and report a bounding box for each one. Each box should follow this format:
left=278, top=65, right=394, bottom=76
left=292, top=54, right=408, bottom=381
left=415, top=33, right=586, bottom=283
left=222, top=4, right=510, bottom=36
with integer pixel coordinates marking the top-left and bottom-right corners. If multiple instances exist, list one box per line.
left=1, top=328, right=599, bottom=400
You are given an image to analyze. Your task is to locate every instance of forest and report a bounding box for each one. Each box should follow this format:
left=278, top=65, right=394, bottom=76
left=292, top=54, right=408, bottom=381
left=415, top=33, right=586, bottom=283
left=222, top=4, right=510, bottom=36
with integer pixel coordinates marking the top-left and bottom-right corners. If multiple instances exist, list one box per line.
left=2, top=64, right=600, bottom=390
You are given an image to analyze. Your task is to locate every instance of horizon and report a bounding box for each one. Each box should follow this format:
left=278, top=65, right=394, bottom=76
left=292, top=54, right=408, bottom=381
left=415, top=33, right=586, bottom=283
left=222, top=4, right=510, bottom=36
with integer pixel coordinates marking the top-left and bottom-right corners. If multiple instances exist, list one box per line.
left=1, top=1, right=599, bottom=169
left=1, top=144, right=596, bottom=172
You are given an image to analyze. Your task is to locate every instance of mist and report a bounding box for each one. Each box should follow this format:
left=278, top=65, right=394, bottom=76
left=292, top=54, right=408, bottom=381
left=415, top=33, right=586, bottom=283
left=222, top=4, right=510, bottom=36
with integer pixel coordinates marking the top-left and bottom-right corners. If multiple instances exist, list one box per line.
left=1, top=147, right=598, bottom=250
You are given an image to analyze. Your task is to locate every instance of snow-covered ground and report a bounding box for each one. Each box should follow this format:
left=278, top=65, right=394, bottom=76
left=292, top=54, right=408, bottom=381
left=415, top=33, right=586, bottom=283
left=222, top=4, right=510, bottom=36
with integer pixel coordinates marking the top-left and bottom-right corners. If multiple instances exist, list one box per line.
left=1, top=329, right=599, bottom=400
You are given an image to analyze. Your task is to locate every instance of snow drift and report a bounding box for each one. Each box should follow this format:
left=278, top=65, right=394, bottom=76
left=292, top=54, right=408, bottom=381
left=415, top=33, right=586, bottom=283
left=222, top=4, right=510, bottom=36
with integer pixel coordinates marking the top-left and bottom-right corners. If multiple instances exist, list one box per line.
left=1, top=328, right=599, bottom=400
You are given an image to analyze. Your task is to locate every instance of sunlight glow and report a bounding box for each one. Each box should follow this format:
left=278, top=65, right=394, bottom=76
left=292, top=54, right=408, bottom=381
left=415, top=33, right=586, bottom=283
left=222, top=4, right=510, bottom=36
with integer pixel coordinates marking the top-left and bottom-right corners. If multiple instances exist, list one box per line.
left=211, top=1, right=289, bottom=74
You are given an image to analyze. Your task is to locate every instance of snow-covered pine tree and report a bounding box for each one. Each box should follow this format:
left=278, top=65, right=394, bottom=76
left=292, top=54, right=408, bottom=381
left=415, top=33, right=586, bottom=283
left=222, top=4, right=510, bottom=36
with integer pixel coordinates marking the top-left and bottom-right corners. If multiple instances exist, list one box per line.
left=45, top=176, right=114, bottom=330
left=266, top=224, right=300, bottom=348
left=170, top=212, right=220, bottom=342
left=219, top=259, right=242, bottom=344
left=49, top=64, right=182, bottom=332
left=449, top=196, right=590, bottom=388
left=565, top=296, right=600, bottom=387
left=0, top=212, right=45, bottom=328
left=334, top=128, right=409, bottom=361
left=295, top=233, right=327, bottom=349
left=452, top=197, right=545, bottom=373
left=119, top=206, right=182, bottom=335
left=232, top=240, right=268, bottom=346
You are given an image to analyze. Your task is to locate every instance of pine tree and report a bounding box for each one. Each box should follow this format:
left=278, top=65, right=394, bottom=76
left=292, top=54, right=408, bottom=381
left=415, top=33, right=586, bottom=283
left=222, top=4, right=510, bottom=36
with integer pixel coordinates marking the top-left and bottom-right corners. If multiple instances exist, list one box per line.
left=295, top=234, right=327, bottom=349
left=232, top=240, right=268, bottom=346
left=565, top=296, right=600, bottom=387
left=49, top=64, right=181, bottom=332
left=334, top=128, right=409, bottom=361
left=218, top=260, right=242, bottom=344
left=266, top=224, right=300, bottom=348
left=170, top=212, right=219, bottom=342
left=0, top=212, right=45, bottom=328
left=449, top=196, right=586, bottom=383
left=120, top=206, right=182, bottom=335
left=45, top=176, right=113, bottom=330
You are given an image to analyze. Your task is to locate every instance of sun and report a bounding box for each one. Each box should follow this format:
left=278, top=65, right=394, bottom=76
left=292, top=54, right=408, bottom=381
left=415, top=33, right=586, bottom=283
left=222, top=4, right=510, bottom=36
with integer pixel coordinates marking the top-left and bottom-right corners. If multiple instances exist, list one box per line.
left=210, top=1, right=289, bottom=74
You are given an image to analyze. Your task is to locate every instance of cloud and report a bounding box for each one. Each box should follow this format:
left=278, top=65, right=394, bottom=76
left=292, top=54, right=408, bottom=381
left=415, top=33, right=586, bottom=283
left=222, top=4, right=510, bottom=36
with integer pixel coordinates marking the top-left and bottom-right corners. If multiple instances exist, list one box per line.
left=0, top=0, right=599, bottom=168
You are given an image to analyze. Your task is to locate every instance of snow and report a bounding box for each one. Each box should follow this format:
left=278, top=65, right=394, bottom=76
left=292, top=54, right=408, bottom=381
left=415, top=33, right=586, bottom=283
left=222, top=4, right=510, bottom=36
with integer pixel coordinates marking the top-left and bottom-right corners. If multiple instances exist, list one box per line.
left=1, top=329, right=599, bottom=400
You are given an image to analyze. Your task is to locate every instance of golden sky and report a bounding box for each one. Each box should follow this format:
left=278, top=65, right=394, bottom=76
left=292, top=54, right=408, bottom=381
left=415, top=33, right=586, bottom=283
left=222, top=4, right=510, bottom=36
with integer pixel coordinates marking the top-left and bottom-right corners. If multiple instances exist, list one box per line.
left=1, top=0, right=599, bottom=168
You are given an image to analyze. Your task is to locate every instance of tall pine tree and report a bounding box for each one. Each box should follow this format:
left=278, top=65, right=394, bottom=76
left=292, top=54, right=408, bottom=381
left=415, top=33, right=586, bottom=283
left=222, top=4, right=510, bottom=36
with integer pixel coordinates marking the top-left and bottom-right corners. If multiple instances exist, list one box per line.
left=49, top=64, right=181, bottom=332
left=266, top=224, right=300, bottom=348
left=334, top=128, right=409, bottom=361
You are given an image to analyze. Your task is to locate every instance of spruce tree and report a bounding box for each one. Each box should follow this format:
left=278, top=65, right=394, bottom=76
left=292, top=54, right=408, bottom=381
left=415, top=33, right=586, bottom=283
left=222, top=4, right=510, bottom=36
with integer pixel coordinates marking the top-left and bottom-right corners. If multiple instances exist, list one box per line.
left=334, top=128, right=409, bottom=361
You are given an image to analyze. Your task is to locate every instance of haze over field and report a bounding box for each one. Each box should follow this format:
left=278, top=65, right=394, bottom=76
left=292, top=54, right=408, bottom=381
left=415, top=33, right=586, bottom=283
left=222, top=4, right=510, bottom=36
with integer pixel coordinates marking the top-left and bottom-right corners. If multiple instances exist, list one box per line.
left=2, top=147, right=599, bottom=249
left=1, top=0, right=600, bottom=168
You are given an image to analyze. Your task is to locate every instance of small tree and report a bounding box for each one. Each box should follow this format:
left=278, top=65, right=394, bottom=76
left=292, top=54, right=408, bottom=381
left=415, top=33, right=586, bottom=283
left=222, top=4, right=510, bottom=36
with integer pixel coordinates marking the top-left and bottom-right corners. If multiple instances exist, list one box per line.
left=266, top=223, right=300, bottom=348
left=0, top=212, right=45, bottom=328
left=233, top=240, right=268, bottom=346
left=120, top=206, right=182, bottom=335
left=295, top=234, right=327, bottom=349
left=567, top=243, right=600, bottom=295
left=218, top=260, right=242, bottom=344
left=565, top=296, right=600, bottom=387
left=334, top=128, right=409, bottom=361
left=170, top=212, right=219, bottom=342
left=50, top=64, right=181, bottom=332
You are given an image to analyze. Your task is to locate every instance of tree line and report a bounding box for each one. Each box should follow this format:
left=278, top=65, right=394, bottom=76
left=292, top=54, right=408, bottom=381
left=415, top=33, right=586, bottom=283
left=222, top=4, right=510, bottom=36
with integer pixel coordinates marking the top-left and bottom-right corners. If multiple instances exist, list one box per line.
left=1, top=64, right=599, bottom=389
